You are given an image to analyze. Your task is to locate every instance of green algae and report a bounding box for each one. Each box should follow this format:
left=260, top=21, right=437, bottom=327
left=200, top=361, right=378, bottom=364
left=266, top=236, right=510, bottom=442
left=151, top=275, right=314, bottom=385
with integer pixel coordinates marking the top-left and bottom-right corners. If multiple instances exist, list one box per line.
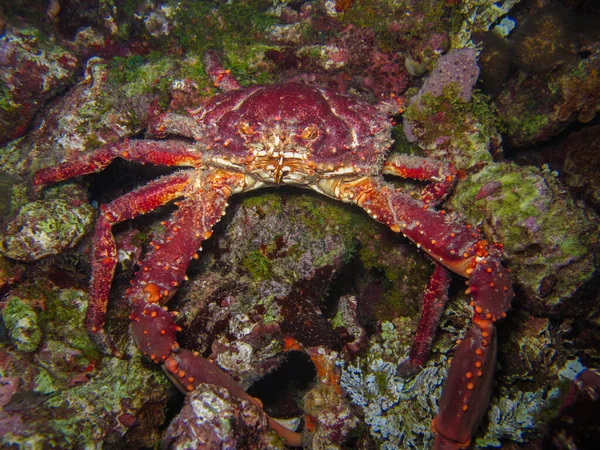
left=403, top=85, right=500, bottom=169
left=0, top=81, right=19, bottom=114
left=38, top=352, right=170, bottom=448
left=34, top=368, right=60, bottom=394
left=0, top=171, right=18, bottom=219
left=501, top=111, right=550, bottom=145
left=238, top=190, right=377, bottom=282
left=40, top=288, right=100, bottom=359
left=452, top=163, right=589, bottom=256
left=451, top=162, right=599, bottom=311
left=339, top=0, right=450, bottom=52
left=169, top=0, right=278, bottom=85
left=242, top=249, right=273, bottom=280
left=3, top=295, right=42, bottom=352
left=0, top=278, right=171, bottom=449
left=358, top=238, right=432, bottom=320
left=104, top=52, right=175, bottom=111
left=0, top=184, right=95, bottom=261
left=255, top=294, right=283, bottom=326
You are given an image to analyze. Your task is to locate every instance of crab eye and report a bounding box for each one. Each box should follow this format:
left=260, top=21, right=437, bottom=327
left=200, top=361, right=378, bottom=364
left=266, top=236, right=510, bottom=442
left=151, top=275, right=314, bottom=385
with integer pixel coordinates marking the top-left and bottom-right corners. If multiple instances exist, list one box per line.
left=239, top=123, right=254, bottom=135
left=300, top=125, right=318, bottom=140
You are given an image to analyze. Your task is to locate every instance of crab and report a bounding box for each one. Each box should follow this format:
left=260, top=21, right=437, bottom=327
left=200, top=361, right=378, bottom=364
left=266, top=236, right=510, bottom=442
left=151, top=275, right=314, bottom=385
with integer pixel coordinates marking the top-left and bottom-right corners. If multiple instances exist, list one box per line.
left=32, top=52, right=513, bottom=449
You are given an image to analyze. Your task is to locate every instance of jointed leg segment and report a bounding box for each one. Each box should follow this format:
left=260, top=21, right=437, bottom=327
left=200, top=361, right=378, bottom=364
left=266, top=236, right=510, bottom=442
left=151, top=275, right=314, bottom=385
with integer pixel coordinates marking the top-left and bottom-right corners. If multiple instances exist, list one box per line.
left=86, top=171, right=195, bottom=354
left=32, top=140, right=204, bottom=195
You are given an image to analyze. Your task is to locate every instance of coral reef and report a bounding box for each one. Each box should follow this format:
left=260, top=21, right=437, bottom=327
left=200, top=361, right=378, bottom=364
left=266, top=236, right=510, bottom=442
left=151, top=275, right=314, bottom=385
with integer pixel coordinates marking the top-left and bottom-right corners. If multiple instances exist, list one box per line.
left=0, top=276, right=171, bottom=448
left=497, top=9, right=600, bottom=148
left=401, top=48, right=500, bottom=169
left=0, top=0, right=599, bottom=448
left=340, top=321, right=448, bottom=449
left=472, top=31, right=511, bottom=96
left=512, top=8, right=575, bottom=73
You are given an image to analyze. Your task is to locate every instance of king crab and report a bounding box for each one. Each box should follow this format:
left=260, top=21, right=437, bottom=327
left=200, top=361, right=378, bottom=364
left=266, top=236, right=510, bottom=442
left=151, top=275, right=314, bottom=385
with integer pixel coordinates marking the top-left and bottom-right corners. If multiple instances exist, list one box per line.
left=31, top=52, right=513, bottom=449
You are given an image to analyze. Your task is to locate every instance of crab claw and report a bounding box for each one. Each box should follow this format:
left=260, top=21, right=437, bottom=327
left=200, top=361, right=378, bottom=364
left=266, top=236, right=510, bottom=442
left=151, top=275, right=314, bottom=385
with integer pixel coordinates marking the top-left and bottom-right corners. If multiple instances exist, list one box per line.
left=433, top=323, right=497, bottom=449
left=433, top=256, right=510, bottom=449
left=130, top=302, right=180, bottom=363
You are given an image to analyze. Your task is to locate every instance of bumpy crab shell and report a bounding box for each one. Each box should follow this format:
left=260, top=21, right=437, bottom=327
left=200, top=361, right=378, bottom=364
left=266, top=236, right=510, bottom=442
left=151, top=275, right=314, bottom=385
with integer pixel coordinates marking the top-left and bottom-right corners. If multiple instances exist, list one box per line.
left=158, top=81, right=394, bottom=185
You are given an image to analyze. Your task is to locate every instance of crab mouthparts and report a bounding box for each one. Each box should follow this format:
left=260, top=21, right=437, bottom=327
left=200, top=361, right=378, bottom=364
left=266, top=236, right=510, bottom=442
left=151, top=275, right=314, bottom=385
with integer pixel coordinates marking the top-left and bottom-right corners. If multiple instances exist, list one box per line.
left=250, top=149, right=315, bottom=184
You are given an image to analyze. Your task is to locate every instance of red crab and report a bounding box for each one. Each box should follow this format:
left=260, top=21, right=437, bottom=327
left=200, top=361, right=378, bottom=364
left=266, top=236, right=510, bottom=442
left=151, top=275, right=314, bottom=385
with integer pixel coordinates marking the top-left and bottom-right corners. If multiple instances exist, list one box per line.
left=32, top=51, right=513, bottom=449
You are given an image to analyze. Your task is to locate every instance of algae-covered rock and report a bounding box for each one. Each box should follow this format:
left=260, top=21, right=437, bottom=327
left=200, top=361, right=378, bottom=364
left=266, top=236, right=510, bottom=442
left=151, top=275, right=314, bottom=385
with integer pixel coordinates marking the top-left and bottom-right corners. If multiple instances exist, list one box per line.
left=172, top=190, right=378, bottom=387
left=497, top=46, right=600, bottom=148
left=0, top=184, right=94, bottom=261
left=563, top=124, right=600, bottom=212
left=339, top=317, right=453, bottom=449
left=401, top=48, right=501, bottom=170
left=0, top=280, right=172, bottom=449
left=0, top=22, right=79, bottom=146
left=2, top=295, right=42, bottom=352
left=450, top=162, right=600, bottom=314
left=161, top=384, right=282, bottom=449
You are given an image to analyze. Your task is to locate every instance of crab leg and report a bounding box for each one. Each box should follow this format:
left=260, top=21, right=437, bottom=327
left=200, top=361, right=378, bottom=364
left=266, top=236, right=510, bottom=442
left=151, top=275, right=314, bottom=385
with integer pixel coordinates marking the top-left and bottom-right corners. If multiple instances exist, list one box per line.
left=146, top=113, right=205, bottom=140
left=397, top=263, right=452, bottom=376
left=382, top=153, right=456, bottom=205
left=86, top=170, right=195, bottom=353
left=321, top=176, right=513, bottom=449
left=125, top=170, right=241, bottom=355
left=31, top=140, right=205, bottom=194
left=122, top=170, right=302, bottom=447
left=163, top=349, right=303, bottom=447
left=203, top=51, right=242, bottom=92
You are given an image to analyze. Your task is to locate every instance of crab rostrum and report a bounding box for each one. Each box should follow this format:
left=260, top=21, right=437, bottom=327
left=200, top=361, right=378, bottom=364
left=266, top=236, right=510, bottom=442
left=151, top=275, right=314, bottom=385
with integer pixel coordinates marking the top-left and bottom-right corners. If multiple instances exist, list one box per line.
left=32, top=52, right=513, bottom=449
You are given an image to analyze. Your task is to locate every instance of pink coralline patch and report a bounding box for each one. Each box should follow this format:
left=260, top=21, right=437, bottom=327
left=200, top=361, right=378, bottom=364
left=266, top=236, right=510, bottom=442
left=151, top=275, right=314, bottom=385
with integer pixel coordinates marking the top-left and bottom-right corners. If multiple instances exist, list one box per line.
left=326, top=45, right=350, bottom=67
left=305, top=384, right=358, bottom=447
left=360, top=52, right=410, bottom=98
left=475, top=180, right=502, bottom=200
left=426, top=32, right=450, bottom=54
left=268, top=22, right=410, bottom=99
left=11, top=60, right=49, bottom=94
left=0, top=376, right=26, bottom=438
left=0, top=376, right=19, bottom=408
left=117, top=413, right=139, bottom=428
left=0, top=24, right=78, bottom=145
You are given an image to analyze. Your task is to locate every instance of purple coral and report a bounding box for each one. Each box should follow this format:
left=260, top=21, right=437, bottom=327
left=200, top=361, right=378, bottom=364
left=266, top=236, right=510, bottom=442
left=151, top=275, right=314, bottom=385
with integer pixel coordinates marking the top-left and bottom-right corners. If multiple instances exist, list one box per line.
left=420, top=48, right=480, bottom=102
left=404, top=48, right=480, bottom=143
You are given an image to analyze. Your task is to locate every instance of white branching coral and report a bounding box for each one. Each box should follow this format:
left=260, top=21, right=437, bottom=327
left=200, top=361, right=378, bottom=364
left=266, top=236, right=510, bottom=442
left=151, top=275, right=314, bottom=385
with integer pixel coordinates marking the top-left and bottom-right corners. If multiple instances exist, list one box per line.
left=339, top=321, right=448, bottom=449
